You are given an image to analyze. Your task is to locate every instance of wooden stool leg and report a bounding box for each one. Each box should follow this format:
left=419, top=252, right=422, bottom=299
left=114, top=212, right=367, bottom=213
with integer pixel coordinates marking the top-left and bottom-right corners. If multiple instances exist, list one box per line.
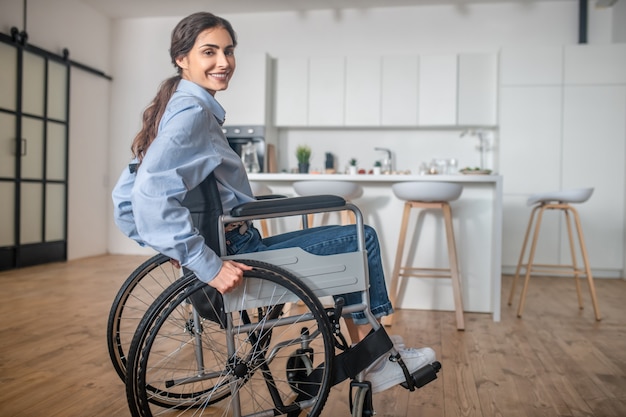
left=442, top=203, right=464, bottom=330
left=259, top=219, right=270, bottom=238
left=517, top=205, right=546, bottom=318
left=340, top=210, right=355, bottom=225
left=383, top=202, right=413, bottom=327
left=563, top=208, right=584, bottom=309
left=570, top=206, right=602, bottom=321
left=509, top=205, right=540, bottom=306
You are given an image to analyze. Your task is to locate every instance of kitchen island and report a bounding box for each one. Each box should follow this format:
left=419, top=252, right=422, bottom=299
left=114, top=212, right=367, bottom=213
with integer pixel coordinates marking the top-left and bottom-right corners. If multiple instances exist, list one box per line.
left=248, top=173, right=503, bottom=321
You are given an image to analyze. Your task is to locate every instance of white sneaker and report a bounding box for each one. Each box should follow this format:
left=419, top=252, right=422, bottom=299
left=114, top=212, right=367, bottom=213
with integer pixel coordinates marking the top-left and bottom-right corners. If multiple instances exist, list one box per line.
left=366, top=347, right=436, bottom=393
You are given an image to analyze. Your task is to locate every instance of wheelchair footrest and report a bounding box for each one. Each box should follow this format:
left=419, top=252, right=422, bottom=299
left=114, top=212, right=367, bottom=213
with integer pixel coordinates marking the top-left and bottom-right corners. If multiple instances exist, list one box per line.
left=401, top=361, right=442, bottom=390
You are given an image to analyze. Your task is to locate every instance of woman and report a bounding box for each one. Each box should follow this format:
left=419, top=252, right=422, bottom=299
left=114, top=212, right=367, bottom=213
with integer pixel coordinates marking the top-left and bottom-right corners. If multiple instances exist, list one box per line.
left=112, top=11, right=435, bottom=394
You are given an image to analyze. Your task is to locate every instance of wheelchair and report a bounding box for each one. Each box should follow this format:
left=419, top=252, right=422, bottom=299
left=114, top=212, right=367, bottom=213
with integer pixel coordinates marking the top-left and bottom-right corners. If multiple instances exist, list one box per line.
left=114, top=174, right=441, bottom=417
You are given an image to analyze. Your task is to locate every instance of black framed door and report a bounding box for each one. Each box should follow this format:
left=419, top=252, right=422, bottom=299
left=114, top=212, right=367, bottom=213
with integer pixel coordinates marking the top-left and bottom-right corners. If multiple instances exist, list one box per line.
left=0, top=32, right=70, bottom=270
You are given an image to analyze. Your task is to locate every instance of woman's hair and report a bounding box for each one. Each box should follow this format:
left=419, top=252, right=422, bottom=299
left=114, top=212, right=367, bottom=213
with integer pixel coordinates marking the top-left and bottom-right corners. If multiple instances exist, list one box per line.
left=130, top=12, right=237, bottom=162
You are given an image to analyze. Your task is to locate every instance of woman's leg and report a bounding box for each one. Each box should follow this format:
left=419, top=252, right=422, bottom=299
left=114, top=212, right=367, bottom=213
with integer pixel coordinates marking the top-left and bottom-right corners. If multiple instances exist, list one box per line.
left=261, top=224, right=393, bottom=341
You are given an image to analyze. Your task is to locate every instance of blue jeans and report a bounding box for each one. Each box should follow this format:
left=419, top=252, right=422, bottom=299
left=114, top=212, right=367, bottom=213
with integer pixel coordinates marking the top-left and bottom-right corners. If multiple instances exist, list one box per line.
left=225, top=224, right=393, bottom=325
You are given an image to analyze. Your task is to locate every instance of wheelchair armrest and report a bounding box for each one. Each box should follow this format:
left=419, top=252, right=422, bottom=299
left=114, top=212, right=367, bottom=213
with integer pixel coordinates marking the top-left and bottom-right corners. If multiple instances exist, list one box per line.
left=255, top=194, right=287, bottom=200
left=230, top=195, right=347, bottom=217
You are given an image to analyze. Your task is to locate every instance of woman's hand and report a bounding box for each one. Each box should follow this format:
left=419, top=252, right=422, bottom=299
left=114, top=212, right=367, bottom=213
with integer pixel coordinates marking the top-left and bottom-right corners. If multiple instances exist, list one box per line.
left=208, top=260, right=252, bottom=294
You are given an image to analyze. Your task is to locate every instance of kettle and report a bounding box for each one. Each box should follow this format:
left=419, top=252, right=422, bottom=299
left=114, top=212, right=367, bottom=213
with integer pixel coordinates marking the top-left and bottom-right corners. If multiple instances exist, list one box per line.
left=241, top=142, right=260, bottom=173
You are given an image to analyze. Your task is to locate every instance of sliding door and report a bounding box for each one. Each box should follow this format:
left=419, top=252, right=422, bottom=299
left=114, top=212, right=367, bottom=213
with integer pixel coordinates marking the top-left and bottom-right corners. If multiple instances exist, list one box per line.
left=0, top=34, right=69, bottom=270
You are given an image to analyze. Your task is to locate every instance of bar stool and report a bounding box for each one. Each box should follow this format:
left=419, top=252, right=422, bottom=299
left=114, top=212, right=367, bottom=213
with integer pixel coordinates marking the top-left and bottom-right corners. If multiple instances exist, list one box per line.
left=508, top=187, right=601, bottom=321
left=293, top=180, right=363, bottom=227
left=249, top=182, right=274, bottom=237
left=387, top=182, right=465, bottom=330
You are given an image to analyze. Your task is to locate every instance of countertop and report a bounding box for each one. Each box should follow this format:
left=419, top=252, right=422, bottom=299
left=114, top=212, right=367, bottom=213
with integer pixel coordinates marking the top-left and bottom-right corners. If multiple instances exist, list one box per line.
left=248, top=173, right=501, bottom=183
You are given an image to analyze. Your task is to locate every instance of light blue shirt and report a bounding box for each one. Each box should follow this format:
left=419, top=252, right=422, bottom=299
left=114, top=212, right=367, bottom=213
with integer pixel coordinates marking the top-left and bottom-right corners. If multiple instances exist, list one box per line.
left=112, top=79, right=254, bottom=283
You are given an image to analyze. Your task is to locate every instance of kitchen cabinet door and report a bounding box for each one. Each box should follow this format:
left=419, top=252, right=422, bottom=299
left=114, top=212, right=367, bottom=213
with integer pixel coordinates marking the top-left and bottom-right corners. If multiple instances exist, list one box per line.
left=345, top=56, right=381, bottom=126
left=274, top=57, right=308, bottom=126
left=499, top=86, right=562, bottom=194
left=220, top=53, right=273, bottom=126
left=458, top=53, right=498, bottom=126
left=418, top=54, right=457, bottom=126
left=308, top=57, right=345, bottom=126
left=381, top=55, right=419, bottom=126
left=561, top=85, right=626, bottom=271
left=564, top=44, right=626, bottom=85
left=499, top=86, right=562, bottom=267
left=499, top=45, right=563, bottom=86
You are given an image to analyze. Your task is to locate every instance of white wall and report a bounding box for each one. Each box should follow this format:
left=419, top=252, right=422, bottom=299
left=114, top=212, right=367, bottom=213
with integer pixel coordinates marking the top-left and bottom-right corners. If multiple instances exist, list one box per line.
left=0, top=0, right=112, bottom=260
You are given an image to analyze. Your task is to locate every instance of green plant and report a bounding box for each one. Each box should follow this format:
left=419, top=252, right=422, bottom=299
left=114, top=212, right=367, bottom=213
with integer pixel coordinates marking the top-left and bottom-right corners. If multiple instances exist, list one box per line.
left=296, top=145, right=312, bottom=164
left=349, top=158, right=357, bottom=166
left=374, top=160, right=382, bottom=167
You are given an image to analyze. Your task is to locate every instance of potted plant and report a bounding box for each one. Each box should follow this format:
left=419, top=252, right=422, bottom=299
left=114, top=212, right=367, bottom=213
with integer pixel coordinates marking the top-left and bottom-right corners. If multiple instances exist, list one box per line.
left=296, top=145, right=311, bottom=173
left=373, top=160, right=382, bottom=175
left=348, top=158, right=358, bottom=175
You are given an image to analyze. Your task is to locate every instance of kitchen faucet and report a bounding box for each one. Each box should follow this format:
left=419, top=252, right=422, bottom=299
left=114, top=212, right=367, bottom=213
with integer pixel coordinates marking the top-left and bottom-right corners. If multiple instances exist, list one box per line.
left=374, top=147, right=393, bottom=173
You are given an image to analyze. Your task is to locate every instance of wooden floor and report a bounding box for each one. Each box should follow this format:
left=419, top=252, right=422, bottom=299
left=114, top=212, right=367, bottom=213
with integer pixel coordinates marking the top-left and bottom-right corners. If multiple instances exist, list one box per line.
left=0, top=254, right=624, bottom=417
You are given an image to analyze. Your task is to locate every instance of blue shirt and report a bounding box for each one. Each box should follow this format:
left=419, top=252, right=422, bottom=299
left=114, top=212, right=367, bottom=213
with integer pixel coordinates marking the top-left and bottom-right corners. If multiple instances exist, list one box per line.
left=112, top=79, right=254, bottom=283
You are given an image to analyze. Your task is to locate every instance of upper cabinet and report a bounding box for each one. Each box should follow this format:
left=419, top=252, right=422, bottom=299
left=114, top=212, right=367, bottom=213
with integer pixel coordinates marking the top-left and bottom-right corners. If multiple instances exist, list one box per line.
left=274, top=57, right=308, bottom=126
left=219, top=53, right=274, bottom=126
left=499, top=45, right=563, bottom=86
left=458, top=53, right=498, bottom=126
left=564, top=44, right=626, bottom=85
left=345, top=56, right=381, bottom=126
left=381, top=55, right=419, bottom=126
left=308, top=57, right=345, bottom=126
left=418, top=54, right=458, bottom=126
left=274, top=52, right=498, bottom=128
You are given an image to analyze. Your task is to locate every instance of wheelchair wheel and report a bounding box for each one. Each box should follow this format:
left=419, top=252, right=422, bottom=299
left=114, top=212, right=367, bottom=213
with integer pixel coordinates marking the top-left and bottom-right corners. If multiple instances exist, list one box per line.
left=125, top=260, right=335, bottom=417
left=107, top=254, right=181, bottom=380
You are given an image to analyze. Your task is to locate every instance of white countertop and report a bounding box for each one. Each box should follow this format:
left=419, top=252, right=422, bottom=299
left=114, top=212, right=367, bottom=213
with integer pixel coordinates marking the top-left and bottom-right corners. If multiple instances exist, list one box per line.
left=248, top=173, right=501, bottom=183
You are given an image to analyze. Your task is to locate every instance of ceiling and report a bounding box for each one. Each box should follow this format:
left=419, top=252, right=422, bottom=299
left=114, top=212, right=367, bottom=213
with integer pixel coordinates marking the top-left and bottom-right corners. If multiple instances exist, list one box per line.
left=78, top=0, right=578, bottom=19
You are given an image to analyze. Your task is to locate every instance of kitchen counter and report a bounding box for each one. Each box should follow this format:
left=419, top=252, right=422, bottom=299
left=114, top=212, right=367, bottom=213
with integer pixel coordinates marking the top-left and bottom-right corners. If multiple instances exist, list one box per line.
left=249, top=173, right=499, bottom=183
left=248, top=173, right=503, bottom=321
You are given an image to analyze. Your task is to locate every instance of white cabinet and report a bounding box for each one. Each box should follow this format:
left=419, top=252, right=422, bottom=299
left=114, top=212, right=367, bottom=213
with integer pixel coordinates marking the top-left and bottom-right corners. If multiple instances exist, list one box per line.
left=499, top=45, right=563, bottom=86
left=274, top=57, right=308, bottom=126
left=499, top=86, right=562, bottom=194
left=345, top=56, right=381, bottom=126
left=274, top=52, right=497, bottom=128
left=499, top=44, right=626, bottom=276
left=308, top=57, right=345, bottom=126
left=561, top=85, right=626, bottom=270
left=219, top=53, right=273, bottom=126
left=418, top=54, right=457, bottom=126
left=381, top=55, right=419, bottom=126
left=499, top=86, right=563, bottom=266
left=458, top=53, right=498, bottom=126
left=564, top=44, right=626, bottom=84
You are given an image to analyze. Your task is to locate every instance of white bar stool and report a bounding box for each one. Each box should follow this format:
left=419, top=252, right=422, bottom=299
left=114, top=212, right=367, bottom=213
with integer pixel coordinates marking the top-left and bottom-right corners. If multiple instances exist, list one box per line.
left=293, top=180, right=363, bottom=227
left=508, top=187, right=601, bottom=321
left=387, top=182, right=465, bottom=330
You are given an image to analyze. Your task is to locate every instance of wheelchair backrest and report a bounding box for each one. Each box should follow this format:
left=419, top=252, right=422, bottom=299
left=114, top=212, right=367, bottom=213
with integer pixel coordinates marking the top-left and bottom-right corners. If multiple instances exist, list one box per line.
left=182, top=172, right=222, bottom=254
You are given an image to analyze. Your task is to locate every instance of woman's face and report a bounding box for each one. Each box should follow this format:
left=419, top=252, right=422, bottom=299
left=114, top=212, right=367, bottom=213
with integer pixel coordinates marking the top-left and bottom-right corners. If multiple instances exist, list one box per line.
left=176, top=26, right=236, bottom=96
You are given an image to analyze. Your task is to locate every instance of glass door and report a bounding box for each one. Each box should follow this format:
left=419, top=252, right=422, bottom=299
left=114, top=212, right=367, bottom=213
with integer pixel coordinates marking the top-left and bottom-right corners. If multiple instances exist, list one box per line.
left=0, top=34, right=69, bottom=270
